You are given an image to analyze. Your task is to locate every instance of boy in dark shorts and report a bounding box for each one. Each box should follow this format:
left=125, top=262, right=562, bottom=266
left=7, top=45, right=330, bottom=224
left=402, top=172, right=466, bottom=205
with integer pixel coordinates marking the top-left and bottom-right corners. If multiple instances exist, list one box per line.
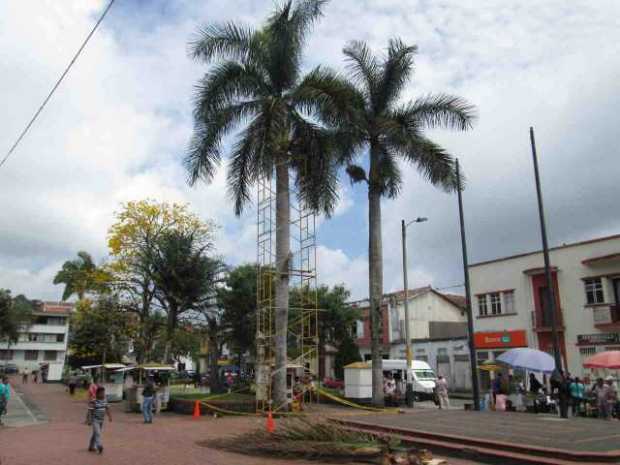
left=87, top=386, right=112, bottom=454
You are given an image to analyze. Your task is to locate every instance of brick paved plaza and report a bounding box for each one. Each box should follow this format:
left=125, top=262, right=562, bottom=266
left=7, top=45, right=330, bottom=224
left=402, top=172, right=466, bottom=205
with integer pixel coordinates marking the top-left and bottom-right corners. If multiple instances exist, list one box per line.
left=0, top=380, right=480, bottom=465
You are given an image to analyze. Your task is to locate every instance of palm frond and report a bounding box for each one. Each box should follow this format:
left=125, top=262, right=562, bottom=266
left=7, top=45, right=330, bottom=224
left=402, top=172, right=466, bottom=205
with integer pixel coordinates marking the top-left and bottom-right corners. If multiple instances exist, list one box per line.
left=293, top=66, right=364, bottom=127
left=226, top=115, right=274, bottom=215
left=376, top=148, right=402, bottom=198
left=343, top=41, right=381, bottom=109
left=193, top=62, right=269, bottom=120
left=405, top=93, right=476, bottom=131
left=263, top=0, right=326, bottom=92
left=401, top=136, right=459, bottom=192
left=377, top=38, right=417, bottom=112
left=290, top=114, right=340, bottom=216
left=186, top=100, right=262, bottom=186
left=189, top=22, right=260, bottom=64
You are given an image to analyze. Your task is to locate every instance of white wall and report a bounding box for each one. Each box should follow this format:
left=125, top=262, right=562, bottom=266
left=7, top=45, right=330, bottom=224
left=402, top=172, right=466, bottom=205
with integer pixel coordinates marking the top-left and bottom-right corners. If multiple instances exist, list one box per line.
left=392, top=291, right=466, bottom=341
left=470, top=235, right=620, bottom=378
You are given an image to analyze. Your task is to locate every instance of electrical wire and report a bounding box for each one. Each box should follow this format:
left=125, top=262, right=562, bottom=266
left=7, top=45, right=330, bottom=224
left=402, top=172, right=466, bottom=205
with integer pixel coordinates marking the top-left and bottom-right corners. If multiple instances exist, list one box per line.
left=0, top=0, right=116, bottom=170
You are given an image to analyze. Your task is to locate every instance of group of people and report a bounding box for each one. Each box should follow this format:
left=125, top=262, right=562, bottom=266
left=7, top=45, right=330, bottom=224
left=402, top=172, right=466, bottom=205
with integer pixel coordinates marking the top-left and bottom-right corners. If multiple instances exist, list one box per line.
left=491, top=371, right=618, bottom=419
left=383, top=372, right=450, bottom=409
left=20, top=367, right=41, bottom=384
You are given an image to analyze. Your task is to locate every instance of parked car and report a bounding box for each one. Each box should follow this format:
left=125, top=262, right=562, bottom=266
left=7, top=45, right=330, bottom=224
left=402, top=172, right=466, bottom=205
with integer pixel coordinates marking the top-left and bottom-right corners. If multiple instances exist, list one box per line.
left=0, top=364, right=19, bottom=375
left=323, top=377, right=344, bottom=390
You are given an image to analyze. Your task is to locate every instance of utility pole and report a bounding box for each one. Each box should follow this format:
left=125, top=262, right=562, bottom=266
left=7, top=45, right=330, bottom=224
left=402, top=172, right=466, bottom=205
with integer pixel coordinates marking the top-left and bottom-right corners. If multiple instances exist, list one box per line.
left=455, top=159, right=481, bottom=411
left=401, top=217, right=427, bottom=408
left=529, top=127, right=563, bottom=373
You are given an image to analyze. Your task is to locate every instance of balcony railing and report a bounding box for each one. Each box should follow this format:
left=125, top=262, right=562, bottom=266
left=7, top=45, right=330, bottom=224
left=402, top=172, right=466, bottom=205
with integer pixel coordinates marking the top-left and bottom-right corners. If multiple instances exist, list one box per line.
left=592, top=305, right=620, bottom=326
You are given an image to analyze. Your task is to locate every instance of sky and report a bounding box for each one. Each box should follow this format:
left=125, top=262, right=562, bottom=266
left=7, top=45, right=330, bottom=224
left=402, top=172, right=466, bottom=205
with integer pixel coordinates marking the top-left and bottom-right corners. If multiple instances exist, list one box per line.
left=1, top=0, right=619, bottom=301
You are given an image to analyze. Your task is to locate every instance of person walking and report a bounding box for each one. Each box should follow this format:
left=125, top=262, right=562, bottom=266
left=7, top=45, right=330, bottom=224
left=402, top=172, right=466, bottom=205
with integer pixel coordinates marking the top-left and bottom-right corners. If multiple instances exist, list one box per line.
left=0, top=376, right=10, bottom=426
left=436, top=375, right=450, bottom=410
left=141, top=380, right=156, bottom=424
left=593, top=378, right=611, bottom=419
left=569, top=377, right=585, bottom=416
left=68, top=373, right=78, bottom=396
left=605, top=376, right=618, bottom=419
left=87, top=386, right=112, bottom=454
left=21, top=368, right=29, bottom=384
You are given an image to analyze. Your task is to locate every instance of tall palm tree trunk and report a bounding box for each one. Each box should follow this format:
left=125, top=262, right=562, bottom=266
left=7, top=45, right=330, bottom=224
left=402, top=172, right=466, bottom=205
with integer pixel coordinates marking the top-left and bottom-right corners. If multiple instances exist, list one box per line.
left=273, top=160, right=290, bottom=410
left=368, top=152, right=384, bottom=407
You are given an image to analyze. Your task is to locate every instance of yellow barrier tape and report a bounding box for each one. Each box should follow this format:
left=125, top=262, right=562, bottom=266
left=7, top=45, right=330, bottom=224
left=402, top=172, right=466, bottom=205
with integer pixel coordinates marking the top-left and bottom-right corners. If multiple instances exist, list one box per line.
left=317, top=388, right=400, bottom=413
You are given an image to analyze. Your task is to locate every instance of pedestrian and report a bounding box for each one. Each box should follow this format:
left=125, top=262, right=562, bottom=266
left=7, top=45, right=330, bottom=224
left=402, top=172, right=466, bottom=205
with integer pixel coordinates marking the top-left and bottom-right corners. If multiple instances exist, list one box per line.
left=141, top=380, right=156, bottom=424
left=593, top=378, right=610, bottom=419
left=21, top=368, right=29, bottom=384
left=492, top=373, right=503, bottom=405
left=32, top=369, right=38, bottom=384
left=569, top=377, right=585, bottom=416
left=87, top=386, right=112, bottom=454
left=529, top=373, right=542, bottom=394
left=605, top=376, right=618, bottom=419
left=551, top=370, right=569, bottom=419
left=88, top=376, right=99, bottom=401
left=0, top=376, right=10, bottom=426
left=68, top=373, right=78, bottom=396
left=436, top=375, right=450, bottom=410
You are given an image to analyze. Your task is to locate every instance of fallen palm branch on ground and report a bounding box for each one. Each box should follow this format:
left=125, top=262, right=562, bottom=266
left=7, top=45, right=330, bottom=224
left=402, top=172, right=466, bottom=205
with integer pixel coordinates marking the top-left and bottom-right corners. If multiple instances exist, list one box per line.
left=199, top=419, right=447, bottom=464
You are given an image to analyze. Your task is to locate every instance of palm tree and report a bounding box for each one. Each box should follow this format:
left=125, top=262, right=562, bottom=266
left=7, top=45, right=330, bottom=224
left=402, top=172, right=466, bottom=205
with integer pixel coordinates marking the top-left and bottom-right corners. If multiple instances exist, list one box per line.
left=53, top=251, right=99, bottom=301
left=336, top=40, right=476, bottom=406
left=185, top=0, right=344, bottom=409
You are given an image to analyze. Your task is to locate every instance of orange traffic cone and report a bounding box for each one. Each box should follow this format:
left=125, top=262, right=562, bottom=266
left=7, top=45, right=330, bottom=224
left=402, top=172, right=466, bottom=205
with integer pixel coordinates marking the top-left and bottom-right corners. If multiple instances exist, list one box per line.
left=266, top=411, right=275, bottom=433
left=192, top=400, right=201, bottom=419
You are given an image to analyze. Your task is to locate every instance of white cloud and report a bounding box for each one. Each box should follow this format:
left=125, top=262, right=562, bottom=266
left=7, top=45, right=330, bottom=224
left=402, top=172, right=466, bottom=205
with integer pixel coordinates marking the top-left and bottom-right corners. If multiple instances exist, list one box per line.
left=1, top=0, right=619, bottom=302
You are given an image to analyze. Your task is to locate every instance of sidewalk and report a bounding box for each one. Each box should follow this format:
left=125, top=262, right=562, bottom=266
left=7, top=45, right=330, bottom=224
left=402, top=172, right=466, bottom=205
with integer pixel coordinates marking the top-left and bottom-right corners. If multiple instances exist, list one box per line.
left=2, top=383, right=46, bottom=427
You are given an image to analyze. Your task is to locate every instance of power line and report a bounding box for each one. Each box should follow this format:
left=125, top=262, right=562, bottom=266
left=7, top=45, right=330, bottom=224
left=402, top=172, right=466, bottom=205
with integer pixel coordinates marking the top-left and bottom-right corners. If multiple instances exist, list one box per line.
left=0, top=0, right=116, bottom=170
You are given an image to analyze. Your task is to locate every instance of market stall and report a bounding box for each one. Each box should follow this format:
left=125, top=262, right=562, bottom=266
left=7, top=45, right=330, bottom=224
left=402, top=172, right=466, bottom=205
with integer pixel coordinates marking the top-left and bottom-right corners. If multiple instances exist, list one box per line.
left=81, top=363, right=127, bottom=402
left=120, top=364, right=175, bottom=413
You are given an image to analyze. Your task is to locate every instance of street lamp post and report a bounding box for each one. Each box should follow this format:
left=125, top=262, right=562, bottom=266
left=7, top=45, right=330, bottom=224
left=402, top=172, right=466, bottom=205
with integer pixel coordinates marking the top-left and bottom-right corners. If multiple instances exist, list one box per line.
left=401, top=216, right=428, bottom=408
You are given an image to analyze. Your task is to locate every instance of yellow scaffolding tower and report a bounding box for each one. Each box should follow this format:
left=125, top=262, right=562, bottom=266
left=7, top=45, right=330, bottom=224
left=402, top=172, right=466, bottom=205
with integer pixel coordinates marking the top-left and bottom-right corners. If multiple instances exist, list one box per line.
left=255, top=171, right=319, bottom=412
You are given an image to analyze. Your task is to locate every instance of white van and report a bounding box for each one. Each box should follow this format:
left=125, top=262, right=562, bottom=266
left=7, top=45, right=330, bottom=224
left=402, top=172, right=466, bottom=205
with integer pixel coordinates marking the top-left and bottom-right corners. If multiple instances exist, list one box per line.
left=344, top=359, right=437, bottom=402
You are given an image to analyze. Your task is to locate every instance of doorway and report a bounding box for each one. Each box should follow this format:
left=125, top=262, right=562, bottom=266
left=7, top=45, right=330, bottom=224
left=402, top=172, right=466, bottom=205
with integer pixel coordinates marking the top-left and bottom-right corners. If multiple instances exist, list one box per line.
left=613, top=278, right=620, bottom=304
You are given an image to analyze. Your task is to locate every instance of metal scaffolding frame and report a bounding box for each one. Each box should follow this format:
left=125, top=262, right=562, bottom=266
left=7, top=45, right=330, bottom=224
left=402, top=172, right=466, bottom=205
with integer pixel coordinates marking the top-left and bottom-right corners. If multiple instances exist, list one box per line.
left=255, top=169, right=319, bottom=412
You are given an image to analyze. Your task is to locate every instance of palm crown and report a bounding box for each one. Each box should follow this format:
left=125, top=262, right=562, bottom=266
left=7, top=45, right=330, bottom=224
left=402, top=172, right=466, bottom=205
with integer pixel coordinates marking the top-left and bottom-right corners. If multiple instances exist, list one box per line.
left=185, top=0, right=345, bottom=216
left=338, top=39, right=476, bottom=194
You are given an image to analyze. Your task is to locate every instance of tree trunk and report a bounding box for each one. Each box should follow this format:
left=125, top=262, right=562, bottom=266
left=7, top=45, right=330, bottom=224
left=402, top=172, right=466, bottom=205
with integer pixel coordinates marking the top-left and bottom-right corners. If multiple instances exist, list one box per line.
left=164, top=302, right=177, bottom=364
left=208, top=330, right=222, bottom=394
left=273, top=160, right=291, bottom=411
left=368, top=150, right=384, bottom=407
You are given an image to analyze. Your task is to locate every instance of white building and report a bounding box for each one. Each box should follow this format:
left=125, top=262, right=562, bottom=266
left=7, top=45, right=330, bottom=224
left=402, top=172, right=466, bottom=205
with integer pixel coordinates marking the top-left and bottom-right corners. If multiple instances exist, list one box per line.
left=0, top=301, right=73, bottom=381
left=352, top=286, right=472, bottom=390
left=469, top=233, right=620, bottom=384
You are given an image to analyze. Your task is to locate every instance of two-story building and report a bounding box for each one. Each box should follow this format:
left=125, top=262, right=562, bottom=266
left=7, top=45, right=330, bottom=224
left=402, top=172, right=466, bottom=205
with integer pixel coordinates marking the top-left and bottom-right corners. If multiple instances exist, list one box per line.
left=469, top=233, right=620, bottom=383
left=0, top=301, right=73, bottom=381
left=351, top=286, right=472, bottom=390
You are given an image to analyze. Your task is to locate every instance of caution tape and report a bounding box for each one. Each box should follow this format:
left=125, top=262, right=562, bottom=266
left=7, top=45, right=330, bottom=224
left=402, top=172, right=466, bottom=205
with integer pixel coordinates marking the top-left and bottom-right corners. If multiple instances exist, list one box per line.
left=316, top=387, right=400, bottom=413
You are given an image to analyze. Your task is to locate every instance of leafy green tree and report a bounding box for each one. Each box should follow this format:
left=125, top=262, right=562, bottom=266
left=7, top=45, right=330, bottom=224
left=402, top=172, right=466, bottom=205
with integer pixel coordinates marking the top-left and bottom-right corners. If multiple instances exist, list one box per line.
left=68, top=297, right=132, bottom=367
left=218, top=264, right=257, bottom=368
left=290, top=284, right=360, bottom=378
left=185, top=0, right=346, bottom=407
left=53, top=251, right=110, bottom=300
left=0, top=290, right=34, bottom=346
left=150, top=230, right=225, bottom=362
left=330, top=40, right=476, bottom=405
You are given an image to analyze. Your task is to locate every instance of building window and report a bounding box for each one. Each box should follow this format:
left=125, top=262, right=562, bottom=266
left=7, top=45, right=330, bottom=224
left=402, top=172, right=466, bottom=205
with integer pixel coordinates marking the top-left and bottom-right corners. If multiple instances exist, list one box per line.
left=503, top=291, right=515, bottom=313
left=490, top=293, right=502, bottom=315
left=56, top=334, right=65, bottom=343
left=478, top=295, right=488, bottom=316
left=25, top=350, right=39, bottom=361
left=0, top=350, right=14, bottom=360
left=355, top=320, right=364, bottom=338
left=584, top=278, right=604, bottom=305
left=44, top=351, right=57, bottom=361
